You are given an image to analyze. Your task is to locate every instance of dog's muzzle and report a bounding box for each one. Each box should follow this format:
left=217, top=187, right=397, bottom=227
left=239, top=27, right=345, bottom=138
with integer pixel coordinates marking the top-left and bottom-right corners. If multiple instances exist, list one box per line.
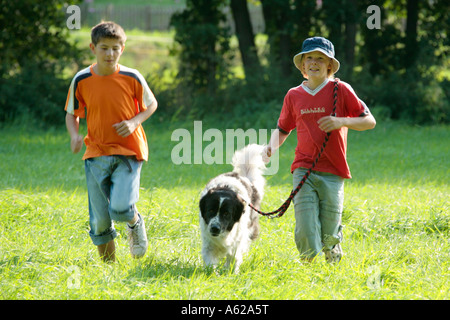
left=209, top=223, right=221, bottom=237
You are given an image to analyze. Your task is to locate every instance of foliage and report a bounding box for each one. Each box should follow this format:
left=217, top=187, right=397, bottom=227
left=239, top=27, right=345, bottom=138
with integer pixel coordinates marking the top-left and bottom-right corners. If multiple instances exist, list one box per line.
left=260, top=0, right=317, bottom=77
left=0, top=0, right=85, bottom=125
left=0, top=0, right=448, bottom=125
left=164, top=0, right=448, bottom=124
left=0, top=61, right=70, bottom=126
left=170, top=0, right=232, bottom=95
left=357, top=0, right=449, bottom=123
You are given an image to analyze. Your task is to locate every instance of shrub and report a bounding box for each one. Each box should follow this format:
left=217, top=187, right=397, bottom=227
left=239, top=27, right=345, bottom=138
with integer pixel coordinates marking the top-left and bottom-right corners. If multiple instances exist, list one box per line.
left=0, top=62, right=71, bottom=127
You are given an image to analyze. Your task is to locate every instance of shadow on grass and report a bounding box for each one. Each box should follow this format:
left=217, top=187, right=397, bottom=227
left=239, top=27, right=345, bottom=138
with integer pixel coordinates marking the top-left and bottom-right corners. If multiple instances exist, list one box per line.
left=126, top=255, right=241, bottom=281
left=127, top=256, right=202, bottom=280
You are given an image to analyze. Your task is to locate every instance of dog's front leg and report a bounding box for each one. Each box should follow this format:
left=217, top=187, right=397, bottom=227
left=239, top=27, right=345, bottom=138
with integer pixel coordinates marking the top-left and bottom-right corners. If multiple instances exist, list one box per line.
left=226, top=254, right=242, bottom=274
left=202, top=247, right=220, bottom=270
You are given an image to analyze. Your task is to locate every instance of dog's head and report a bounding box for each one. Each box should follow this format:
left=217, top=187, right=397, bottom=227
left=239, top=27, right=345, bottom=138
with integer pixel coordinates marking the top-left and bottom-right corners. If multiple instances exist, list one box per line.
left=199, top=188, right=246, bottom=237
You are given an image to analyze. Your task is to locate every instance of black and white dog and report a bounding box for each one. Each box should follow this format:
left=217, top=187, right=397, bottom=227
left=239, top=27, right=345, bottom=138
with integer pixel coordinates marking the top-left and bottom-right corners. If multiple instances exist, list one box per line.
left=199, top=144, right=266, bottom=273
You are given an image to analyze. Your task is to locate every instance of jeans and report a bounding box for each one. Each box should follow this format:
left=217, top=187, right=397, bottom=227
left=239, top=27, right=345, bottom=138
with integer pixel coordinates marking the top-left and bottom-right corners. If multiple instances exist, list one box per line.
left=292, top=168, right=344, bottom=260
left=85, top=155, right=142, bottom=246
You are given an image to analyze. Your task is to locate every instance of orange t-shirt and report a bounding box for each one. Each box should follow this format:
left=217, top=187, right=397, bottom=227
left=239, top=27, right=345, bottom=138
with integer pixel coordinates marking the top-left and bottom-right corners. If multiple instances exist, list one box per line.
left=65, top=64, right=155, bottom=161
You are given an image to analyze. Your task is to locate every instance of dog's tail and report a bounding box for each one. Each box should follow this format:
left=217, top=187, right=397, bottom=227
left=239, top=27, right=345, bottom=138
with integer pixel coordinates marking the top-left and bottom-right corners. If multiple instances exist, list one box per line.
left=231, top=144, right=266, bottom=196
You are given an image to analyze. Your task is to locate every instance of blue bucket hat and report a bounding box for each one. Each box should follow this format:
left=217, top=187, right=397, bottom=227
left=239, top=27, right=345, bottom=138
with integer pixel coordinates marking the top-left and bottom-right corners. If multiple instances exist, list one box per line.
left=293, top=37, right=340, bottom=74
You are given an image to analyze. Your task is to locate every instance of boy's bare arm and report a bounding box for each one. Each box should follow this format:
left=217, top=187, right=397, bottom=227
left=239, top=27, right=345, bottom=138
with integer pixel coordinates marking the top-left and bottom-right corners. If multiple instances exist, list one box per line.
left=317, top=113, right=376, bottom=133
left=65, top=113, right=84, bottom=153
left=264, top=128, right=290, bottom=161
left=113, top=100, right=158, bottom=138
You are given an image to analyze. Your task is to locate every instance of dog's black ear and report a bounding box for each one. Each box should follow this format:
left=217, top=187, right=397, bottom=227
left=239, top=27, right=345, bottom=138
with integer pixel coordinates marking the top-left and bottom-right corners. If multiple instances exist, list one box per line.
left=199, top=193, right=209, bottom=214
left=232, top=194, right=246, bottom=221
left=199, top=189, right=215, bottom=214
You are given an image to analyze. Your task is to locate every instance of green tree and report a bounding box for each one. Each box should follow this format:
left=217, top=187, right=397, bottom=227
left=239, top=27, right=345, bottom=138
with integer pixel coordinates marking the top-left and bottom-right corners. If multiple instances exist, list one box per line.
left=261, top=0, right=316, bottom=78
left=230, top=0, right=262, bottom=81
left=319, top=0, right=362, bottom=80
left=357, top=0, right=449, bottom=123
left=170, top=0, right=231, bottom=96
left=0, top=0, right=84, bottom=124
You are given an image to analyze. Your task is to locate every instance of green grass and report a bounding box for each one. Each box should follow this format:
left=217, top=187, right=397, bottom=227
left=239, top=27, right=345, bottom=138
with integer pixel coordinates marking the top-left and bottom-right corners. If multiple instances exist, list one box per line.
left=0, top=120, right=448, bottom=300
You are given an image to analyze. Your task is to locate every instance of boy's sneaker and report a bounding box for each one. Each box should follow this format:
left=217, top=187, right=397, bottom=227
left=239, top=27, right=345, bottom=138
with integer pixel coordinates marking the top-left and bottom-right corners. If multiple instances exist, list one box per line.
left=323, top=225, right=344, bottom=263
left=127, top=213, right=148, bottom=259
left=324, top=243, right=343, bottom=263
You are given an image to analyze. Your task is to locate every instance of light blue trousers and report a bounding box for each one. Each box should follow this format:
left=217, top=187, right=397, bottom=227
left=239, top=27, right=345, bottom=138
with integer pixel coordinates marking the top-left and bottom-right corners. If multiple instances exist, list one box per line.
left=85, top=155, right=142, bottom=246
left=292, top=168, right=344, bottom=260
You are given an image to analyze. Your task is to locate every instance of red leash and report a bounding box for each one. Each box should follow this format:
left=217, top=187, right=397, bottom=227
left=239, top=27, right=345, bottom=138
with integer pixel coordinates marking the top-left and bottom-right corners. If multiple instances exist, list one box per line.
left=250, top=79, right=339, bottom=219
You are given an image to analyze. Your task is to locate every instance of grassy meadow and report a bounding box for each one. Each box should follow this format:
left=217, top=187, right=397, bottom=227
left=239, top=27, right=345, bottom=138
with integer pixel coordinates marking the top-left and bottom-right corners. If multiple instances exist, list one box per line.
left=1, top=28, right=448, bottom=302
left=0, top=120, right=448, bottom=300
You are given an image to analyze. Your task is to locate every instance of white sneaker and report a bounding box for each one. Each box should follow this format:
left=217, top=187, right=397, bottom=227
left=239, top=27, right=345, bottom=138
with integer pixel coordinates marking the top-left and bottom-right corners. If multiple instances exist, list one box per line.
left=324, top=243, right=343, bottom=263
left=127, top=213, right=148, bottom=259
left=323, top=226, right=344, bottom=263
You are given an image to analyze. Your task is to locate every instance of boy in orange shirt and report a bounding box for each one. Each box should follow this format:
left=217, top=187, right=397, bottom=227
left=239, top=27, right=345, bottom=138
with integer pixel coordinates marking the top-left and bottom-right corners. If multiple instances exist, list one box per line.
left=65, top=21, right=157, bottom=262
left=264, top=37, right=376, bottom=263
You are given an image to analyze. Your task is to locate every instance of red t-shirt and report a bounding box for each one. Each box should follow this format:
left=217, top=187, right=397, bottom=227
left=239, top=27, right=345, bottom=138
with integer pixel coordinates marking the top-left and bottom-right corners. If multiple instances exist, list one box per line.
left=277, top=79, right=368, bottom=179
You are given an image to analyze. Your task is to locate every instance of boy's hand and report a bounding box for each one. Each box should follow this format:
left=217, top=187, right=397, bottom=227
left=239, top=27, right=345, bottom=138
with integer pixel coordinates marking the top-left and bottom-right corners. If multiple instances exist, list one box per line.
left=71, top=135, right=83, bottom=154
left=113, top=120, right=138, bottom=138
left=317, top=116, right=343, bottom=133
left=262, top=145, right=272, bottom=164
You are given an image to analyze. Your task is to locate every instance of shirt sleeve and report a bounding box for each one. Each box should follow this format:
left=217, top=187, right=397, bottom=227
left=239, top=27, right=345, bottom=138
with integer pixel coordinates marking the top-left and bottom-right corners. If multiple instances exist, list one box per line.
left=277, top=90, right=296, bottom=134
left=64, top=76, right=86, bottom=118
left=135, top=71, right=155, bottom=111
left=358, top=99, right=370, bottom=117
left=341, top=82, right=370, bottom=117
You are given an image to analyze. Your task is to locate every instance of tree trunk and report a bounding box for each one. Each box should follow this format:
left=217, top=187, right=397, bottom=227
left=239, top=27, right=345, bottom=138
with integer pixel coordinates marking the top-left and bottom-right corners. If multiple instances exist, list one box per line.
left=230, top=0, right=262, bottom=80
left=405, top=0, right=419, bottom=68
left=343, top=0, right=358, bottom=80
left=261, top=0, right=293, bottom=77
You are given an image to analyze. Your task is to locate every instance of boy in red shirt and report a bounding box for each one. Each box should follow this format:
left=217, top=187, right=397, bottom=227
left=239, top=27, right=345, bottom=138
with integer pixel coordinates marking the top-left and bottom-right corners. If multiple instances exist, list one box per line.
left=264, top=37, right=376, bottom=263
left=65, top=21, right=158, bottom=262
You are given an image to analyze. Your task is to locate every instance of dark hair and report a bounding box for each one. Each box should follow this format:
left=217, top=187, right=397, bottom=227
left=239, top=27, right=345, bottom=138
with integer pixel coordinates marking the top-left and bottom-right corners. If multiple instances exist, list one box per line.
left=91, top=21, right=126, bottom=45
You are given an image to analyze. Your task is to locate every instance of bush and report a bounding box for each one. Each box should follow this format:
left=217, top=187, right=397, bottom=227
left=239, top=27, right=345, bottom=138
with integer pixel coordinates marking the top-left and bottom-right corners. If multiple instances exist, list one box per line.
left=352, top=69, right=449, bottom=124
left=170, top=0, right=232, bottom=96
left=147, top=64, right=294, bottom=127
left=0, top=62, right=70, bottom=127
left=0, top=0, right=84, bottom=127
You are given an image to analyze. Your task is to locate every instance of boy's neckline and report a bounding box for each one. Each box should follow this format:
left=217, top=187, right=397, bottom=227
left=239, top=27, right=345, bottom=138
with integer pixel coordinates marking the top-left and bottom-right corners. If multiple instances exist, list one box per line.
left=301, top=78, right=330, bottom=96
left=91, top=63, right=120, bottom=76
